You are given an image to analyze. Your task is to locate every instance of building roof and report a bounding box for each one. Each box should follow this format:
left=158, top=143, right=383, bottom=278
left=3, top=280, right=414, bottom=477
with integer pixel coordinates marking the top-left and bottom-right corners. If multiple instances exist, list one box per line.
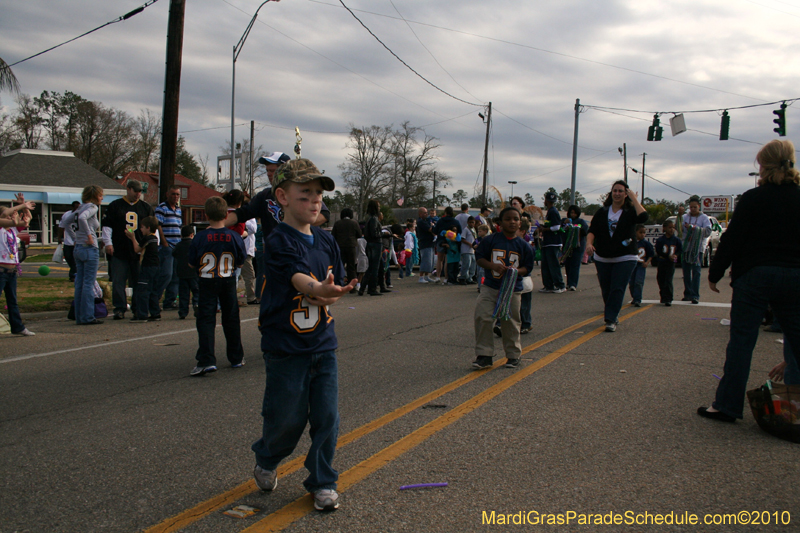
left=119, top=171, right=221, bottom=207
left=0, top=149, right=125, bottom=190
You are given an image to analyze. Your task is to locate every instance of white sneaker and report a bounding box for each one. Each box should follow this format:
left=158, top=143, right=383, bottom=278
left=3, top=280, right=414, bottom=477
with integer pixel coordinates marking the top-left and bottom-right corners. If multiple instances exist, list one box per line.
left=538, top=287, right=553, bottom=293
left=418, top=277, right=429, bottom=283
left=254, top=465, right=277, bottom=491
left=429, top=276, right=440, bottom=282
left=16, top=328, right=35, bottom=336
left=355, top=283, right=361, bottom=291
left=314, top=488, right=339, bottom=511
left=552, top=288, right=567, bottom=293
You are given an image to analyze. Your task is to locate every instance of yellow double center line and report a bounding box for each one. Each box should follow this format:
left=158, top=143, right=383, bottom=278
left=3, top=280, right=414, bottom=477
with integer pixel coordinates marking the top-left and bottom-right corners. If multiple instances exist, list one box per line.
left=144, top=306, right=651, bottom=533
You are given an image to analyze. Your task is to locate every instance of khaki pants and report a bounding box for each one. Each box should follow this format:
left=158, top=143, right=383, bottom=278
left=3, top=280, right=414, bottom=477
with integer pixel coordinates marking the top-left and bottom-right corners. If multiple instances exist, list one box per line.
left=241, top=256, right=256, bottom=301
left=474, top=286, right=522, bottom=359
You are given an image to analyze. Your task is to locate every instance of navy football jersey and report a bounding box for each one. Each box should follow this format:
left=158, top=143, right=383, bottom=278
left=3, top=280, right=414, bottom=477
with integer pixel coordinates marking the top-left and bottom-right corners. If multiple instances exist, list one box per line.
left=476, top=232, right=534, bottom=292
left=260, top=223, right=345, bottom=355
left=188, top=227, right=246, bottom=279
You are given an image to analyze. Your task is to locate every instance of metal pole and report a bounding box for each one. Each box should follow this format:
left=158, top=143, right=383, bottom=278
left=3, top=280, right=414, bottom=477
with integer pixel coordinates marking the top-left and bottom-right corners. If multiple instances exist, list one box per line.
left=481, top=102, right=491, bottom=206
left=249, top=120, right=255, bottom=197
left=230, top=45, right=236, bottom=192
left=157, top=0, right=185, bottom=204
left=569, top=98, right=580, bottom=206
left=432, top=171, right=436, bottom=209
left=641, top=152, right=646, bottom=200
left=623, top=143, right=628, bottom=183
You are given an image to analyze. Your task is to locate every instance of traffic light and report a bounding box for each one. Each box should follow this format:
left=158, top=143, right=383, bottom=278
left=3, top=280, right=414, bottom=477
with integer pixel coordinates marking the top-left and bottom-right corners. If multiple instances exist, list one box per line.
left=647, top=114, right=663, bottom=141
left=720, top=110, right=730, bottom=141
left=773, top=103, right=787, bottom=137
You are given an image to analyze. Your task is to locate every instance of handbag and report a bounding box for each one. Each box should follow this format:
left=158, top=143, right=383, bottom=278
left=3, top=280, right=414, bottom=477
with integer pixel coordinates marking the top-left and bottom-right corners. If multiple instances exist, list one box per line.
left=67, top=298, right=108, bottom=320
left=746, top=382, right=800, bottom=443
left=521, top=276, right=534, bottom=293
left=52, top=244, right=64, bottom=263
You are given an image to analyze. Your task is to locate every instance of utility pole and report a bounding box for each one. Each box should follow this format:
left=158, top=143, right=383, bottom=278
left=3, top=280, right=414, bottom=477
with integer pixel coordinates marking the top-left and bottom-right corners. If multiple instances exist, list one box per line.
left=157, top=0, right=186, bottom=204
left=249, top=120, right=255, bottom=197
left=432, top=171, right=437, bottom=209
left=481, top=102, right=491, bottom=206
left=641, top=152, right=646, bottom=200
left=622, top=143, right=628, bottom=183
left=569, top=98, right=580, bottom=206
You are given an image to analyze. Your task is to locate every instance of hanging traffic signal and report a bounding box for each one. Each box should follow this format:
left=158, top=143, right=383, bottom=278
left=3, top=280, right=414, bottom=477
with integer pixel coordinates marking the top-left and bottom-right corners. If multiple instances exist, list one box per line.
left=773, top=103, right=787, bottom=137
left=720, top=110, right=730, bottom=141
left=647, top=114, right=663, bottom=141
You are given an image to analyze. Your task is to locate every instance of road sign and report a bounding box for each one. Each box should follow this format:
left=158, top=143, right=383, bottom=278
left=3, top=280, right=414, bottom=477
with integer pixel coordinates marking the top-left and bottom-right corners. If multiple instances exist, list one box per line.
left=700, top=196, right=731, bottom=213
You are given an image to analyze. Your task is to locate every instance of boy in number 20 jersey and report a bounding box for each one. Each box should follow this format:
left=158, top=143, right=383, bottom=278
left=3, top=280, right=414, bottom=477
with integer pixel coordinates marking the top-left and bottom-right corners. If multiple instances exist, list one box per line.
left=187, top=196, right=246, bottom=376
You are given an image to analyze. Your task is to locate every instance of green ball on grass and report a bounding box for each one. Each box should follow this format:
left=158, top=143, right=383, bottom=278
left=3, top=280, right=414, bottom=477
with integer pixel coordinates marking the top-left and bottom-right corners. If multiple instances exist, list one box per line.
left=38, top=265, right=50, bottom=276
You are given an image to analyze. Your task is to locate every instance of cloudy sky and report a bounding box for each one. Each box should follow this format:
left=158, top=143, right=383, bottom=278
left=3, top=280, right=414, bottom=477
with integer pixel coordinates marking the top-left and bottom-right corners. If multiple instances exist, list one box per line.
left=2, top=0, right=798, bottom=205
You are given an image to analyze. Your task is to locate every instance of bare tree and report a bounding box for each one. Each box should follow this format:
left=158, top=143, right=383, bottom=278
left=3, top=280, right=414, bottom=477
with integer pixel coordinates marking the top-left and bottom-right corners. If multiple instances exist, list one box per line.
left=13, top=94, right=43, bottom=149
left=340, top=124, right=395, bottom=218
left=132, top=109, right=161, bottom=172
left=389, top=121, right=443, bottom=207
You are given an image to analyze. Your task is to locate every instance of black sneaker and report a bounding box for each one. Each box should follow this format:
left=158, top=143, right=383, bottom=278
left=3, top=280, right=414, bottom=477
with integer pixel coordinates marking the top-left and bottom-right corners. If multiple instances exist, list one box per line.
left=633, top=301, right=641, bottom=307
left=504, top=358, right=520, bottom=368
left=162, top=304, right=178, bottom=311
left=113, top=311, right=125, bottom=320
left=148, top=315, right=162, bottom=321
left=190, top=365, right=217, bottom=377
left=493, top=325, right=502, bottom=338
left=472, top=356, right=493, bottom=370
left=665, top=301, right=672, bottom=306
left=691, top=299, right=699, bottom=304
left=605, top=322, right=617, bottom=332
left=129, top=316, right=148, bottom=323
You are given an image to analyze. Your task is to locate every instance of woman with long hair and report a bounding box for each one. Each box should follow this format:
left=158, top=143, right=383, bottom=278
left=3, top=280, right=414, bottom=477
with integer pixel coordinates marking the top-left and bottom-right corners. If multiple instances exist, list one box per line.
left=698, top=139, right=800, bottom=422
left=585, top=180, right=647, bottom=332
left=74, top=185, right=104, bottom=325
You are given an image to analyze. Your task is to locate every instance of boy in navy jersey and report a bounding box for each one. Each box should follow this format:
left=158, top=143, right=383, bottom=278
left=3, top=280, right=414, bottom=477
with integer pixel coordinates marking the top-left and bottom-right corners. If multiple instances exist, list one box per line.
left=473, top=207, right=534, bottom=369
left=251, top=158, right=356, bottom=513
left=628, top=224, right=655, bottom=307
left=187, top=197, right=246, bottom=376
left=125, top=216, right=161, bottom=322
left=654, top=220, right=682, bottom=306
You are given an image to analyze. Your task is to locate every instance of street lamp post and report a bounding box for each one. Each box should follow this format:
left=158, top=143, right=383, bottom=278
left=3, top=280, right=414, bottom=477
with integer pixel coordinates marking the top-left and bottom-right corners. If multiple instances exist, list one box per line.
left=230, top=0, right=278, bottom=191
left=508, top=180, right=518, bottom=199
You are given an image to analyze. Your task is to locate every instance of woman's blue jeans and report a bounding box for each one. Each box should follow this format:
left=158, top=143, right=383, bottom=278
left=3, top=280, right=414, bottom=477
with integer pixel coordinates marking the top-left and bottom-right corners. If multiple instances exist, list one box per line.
left=0, top=268, right=25, bottom=333
left=564, top=243, right=585, bottom=288
left=74, top=244, right=99, bottom=324
left=251, top=350, right=339, bottom=492
left=594, top=260, right=637, bottom=324
left=682, top=262, right=702, bottom=300
left=713, top=266, right=800, bottom=418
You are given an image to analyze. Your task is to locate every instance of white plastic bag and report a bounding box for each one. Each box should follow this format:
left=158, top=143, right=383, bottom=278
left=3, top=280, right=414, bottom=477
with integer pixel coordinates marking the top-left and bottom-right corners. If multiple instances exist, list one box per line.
left=52, top=244, right=64, bottom=263
left=521, top=276, right=534, bottom=293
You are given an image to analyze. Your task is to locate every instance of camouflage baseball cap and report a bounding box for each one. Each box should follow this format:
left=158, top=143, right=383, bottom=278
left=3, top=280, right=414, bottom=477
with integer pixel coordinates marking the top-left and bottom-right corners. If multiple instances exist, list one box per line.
left=272, top=158, right=335, bottom=191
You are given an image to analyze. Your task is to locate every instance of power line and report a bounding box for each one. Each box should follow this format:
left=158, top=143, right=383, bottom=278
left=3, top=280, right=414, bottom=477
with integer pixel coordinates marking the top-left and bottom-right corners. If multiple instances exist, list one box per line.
left=493, top=107, right=607, bottom=152
left=582, top=97, right=799, bottom=116
left=337, top=0, right=483, bottom=107
left=309, top=0, right=765, bottom=102
left=388, top=0, right=483, bottom=104
left=1, top=0, right=161, bottom=70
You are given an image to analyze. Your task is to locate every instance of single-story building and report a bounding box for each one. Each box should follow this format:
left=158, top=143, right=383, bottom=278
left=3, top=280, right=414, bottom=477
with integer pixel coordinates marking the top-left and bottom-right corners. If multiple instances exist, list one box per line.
left=0, top=149, right=126, bottom=245
left=116, top=171, right=222, bottom=226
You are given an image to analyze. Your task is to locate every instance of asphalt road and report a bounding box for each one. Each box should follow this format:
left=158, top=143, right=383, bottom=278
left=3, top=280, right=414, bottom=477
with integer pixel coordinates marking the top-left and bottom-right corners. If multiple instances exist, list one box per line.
left=2, top=264, right=797, bottom=533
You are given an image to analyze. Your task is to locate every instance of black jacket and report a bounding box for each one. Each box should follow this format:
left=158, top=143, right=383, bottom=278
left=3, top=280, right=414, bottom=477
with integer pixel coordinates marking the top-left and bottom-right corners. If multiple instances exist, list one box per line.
left=588, top=206, right=648, bottom=258
left=709, top=183, right=800, bottom=283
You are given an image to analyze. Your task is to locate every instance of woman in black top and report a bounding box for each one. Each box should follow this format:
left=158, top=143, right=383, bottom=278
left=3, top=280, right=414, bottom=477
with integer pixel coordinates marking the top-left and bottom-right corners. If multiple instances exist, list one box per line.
left=585, top=180, right=648, bottom=331
left=563, top=204, right=589, bottom=290
left=360, top=199, right=385, bottom=296
left=698, top=139, right=800, bottom=423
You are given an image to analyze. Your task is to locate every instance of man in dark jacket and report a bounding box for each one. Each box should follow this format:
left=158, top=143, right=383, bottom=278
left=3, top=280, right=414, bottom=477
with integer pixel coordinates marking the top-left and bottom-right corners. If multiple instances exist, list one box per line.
left=331, top=208, right=362, bottom=282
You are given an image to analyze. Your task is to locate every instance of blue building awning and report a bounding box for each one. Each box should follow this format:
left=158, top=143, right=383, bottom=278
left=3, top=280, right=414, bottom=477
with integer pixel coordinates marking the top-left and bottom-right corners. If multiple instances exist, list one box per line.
left=44, top=192, right=82, bottom=204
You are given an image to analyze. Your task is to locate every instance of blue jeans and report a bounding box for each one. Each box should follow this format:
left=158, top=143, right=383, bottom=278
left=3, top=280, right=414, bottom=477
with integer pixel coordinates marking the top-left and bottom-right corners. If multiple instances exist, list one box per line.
left=252, top=350, right=339, bottom=493
left=628, top=264, right=646, bottom=303
left=541, top=246, right=565, bottom=290
left=712, top=266, right=800, bottom=418
left=133, top=265, right=161, bottom=318
left=156, top=246, right=178, bottom=306
left=783, top=337, right=800, bottom=385
left=110, top=255, right=139, bottom=314
left=460, top=253, right=476, bottom=281
left=178, top=277, right=199, bottom=318
left=195, top=277, right=243, bottom=367
left=419, top=246, right=434, bottom=274
left=564, top=243, right=585, bottom=288
left=404, top=252, right=414, bottom=276
left=520, top=290, right=532, bottom=329
left=74, top=245, right=100, bottom=324
left=0, top=267, right=25, bottom=333
left=594, top=260, right=637, bottom=324
left=682, top=262, right=702, bottom=300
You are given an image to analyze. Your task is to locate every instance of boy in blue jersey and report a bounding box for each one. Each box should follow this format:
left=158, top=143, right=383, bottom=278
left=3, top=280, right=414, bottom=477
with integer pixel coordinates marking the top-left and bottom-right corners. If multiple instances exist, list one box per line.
left=251, top=158, right=356, bottom=513
left=654, top=219, right=682, bottom=306
left=187, top=197, right=246, bottom=377
left=628, top=224, right=655, bottom=307
left=473, top=207, right=534, bottom=369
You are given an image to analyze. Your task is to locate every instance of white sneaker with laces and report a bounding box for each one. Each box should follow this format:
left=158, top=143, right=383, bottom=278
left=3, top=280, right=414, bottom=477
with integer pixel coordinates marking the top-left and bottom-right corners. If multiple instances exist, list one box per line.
left=418, top=277, right=429, bottom=283
left=314, top=488, right=340, bottom=511
left=16, top=328, right=35, bottom=336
